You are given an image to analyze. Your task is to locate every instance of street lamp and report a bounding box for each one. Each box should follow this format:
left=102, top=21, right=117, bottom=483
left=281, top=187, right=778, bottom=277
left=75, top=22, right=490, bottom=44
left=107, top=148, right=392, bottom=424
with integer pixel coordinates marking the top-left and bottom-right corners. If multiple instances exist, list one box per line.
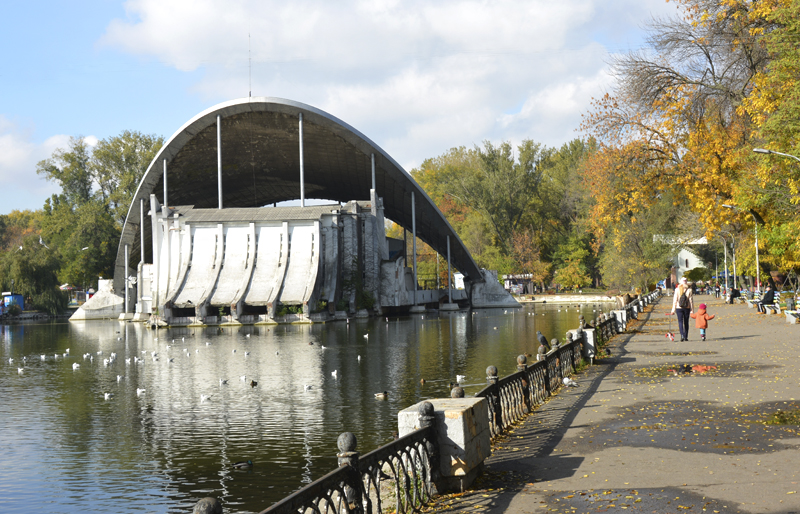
left=723, top=204, right=759, bottom=291
left=753, top=148, right=800, bottom=163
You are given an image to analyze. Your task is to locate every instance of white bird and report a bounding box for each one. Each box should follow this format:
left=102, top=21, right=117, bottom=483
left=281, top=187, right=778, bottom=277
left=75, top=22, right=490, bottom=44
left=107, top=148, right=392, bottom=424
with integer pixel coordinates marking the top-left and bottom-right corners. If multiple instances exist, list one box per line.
left=41, top=355, right=46, bottom=361
left=240, top=375, right=246, bottom=381
left=8, top=358, right=13, bottom=364
left=103, top=359, right=110, bottom=367
left=136, top=388, right=146, bottom=396
left=245, top=334, right=251, bottom=338
left=104, top=392, right=113, bottom=400
left=201, top=394, right=211, bottom=402
left=181, top=337, right=185, bottom=342
left=73, top=363, right=80, bottom=370
left=65, top=348, right=70, bottom=354
left=206, top=342, right=211, bottom=346
left=244, top=351, right=250, bottom=357
left=232, top=349, right=237, bottom=354
left=195, top=349, right=199, bottom=354
left=125, top=358, right=131, bottom=365
left=320, top=345, right=326, bottom=350
left=331, top=370, right=338, bottom=378
left=357, top=355, right=361, bottom=362
left=39, top=235, right=49, bottom=249
left=563, top=377, right=579, bottom=387
left=18, top=367, right=24, bottom=374
left=151, top=351, right=157, bottom=357
left=117, top=374, right=124, bottom=382
left=456, top=374, right=466, bottom=383
left=154, top=338, right=158, bottom=341
left=363, top=334, right=369, bottom=339
left=166, top=345, right=171, bottom=350
left=304, top=384, right=312, bottom=390
left=97, top=351, right=103, bottom=355
left=220, top=379, right=228, bottom=386
left=275, top=351, right=279, bottom=355
left=168, top=358, right=174, bottom=363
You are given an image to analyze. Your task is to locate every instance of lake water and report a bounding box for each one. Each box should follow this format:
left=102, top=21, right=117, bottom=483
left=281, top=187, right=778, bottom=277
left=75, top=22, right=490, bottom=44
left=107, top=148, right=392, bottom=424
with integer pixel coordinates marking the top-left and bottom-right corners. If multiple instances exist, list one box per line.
left=0, top=301, right=613, bottom=513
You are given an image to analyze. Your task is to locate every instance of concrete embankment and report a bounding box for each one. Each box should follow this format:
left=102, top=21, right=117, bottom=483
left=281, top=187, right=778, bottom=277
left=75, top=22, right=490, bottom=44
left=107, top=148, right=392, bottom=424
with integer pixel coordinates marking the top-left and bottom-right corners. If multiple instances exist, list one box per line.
left=431, top=295, right=800, bottom=514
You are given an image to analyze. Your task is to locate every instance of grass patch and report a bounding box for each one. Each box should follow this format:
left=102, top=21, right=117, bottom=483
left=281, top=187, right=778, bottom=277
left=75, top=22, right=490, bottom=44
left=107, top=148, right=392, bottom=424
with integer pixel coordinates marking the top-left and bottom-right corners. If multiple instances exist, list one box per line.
left=766, top=410, right=800, bottom=425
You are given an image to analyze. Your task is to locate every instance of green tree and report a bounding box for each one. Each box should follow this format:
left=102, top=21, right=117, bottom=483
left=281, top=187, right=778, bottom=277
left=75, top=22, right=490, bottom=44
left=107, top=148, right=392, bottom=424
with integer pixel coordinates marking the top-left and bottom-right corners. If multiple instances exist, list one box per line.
left=453, top=140, right=547, bottom=254
left=36, top=136, right=93, bottom=207
left=0, top=233, right=67, bottom=314
left=91, top=130, right=164, bottom=225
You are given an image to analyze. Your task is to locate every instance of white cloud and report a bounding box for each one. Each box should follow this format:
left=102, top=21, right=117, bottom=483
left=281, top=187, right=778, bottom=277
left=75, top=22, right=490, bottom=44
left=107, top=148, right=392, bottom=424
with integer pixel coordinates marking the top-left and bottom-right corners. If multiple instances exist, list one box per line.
left=100, top=0, right=677, bottom=170
left=0, top=117, right=75, bottom=211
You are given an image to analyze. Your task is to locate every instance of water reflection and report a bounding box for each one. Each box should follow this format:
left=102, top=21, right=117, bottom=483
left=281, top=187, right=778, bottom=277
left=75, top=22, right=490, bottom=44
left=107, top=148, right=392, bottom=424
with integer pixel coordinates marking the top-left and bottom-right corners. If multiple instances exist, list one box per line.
left=0, top=301, right=613, bottom=513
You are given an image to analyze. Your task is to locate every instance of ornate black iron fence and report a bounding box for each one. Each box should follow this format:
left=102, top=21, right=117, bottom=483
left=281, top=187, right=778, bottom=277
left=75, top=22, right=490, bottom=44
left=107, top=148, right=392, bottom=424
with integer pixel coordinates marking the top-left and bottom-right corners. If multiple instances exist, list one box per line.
left=259, top=416, right=437, bottom=514
left=251, top=290, right=662, bottom=514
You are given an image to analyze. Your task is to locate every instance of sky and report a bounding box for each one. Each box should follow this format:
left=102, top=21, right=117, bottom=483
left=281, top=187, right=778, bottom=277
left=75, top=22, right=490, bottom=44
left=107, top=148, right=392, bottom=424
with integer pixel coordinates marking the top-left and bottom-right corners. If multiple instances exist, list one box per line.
left=0, top=0, right=677, bottom=214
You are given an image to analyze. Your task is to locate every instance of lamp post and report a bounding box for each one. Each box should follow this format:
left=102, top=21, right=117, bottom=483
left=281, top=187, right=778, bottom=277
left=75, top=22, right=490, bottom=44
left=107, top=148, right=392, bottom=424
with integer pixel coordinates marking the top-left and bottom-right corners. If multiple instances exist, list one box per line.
left=753, top=148, right=800, bottom=163
left=723, top=204, right=759, bottom=291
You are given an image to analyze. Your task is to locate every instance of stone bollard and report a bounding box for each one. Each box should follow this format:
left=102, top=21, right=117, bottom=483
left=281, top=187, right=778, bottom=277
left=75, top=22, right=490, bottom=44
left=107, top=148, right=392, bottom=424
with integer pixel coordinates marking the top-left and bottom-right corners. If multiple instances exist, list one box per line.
left=486, top=365, right=498, bottom=385
left=193, top=498, right=222, bottom=514
left=418, top=401, right=440, bottom=490
left=537, top=342, right=547, bottom=361
left=550, top=338, right=560, bottom=350
left=517, top=354, right=527, bottom=372
left=336, top=432, right=360, bottom=509
left=451, top=386, right=465, bottom=398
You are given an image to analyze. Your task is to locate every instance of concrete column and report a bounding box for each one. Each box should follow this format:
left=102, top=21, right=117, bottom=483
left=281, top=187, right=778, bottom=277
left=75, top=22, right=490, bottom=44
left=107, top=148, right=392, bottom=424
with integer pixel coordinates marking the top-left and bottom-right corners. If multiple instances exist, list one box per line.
left=217, top=115, right=223, bottom=209
left=124, top=244, right=129, bottom=314
left=163, top=159, right=168, bottom=209
left=139, top=198, right=145, bottom=264
left=149, top=195, right=161, bottom=310
left=447, top=235, right=452, bottom=304
left=412, top=192, right=417, bottom=305
left=370, top=153, right=376, bottom=216
left=299, top=113, right=305, bottom=207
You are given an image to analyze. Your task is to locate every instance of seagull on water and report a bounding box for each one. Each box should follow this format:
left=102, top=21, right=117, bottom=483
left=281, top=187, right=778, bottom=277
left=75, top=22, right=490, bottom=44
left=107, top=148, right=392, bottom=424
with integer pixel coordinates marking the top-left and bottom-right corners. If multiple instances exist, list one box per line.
left=136, top=388, right=146, bottom=396
left=220, top=379, right=229, bottom=386
left=104, top=392, right=113, bottom=400
left=201, top=394, right=212, bottom=402
left=240, top=375, right=246, bottom=381
left=304, top=384, right=312, bottom=391
left=73, top=363, right=80, bottom=370
left=331, top=370, right=338, bottom=378
left=456, top=374, right=466, bottom=383
left=117, top=374, right=124, bottom=382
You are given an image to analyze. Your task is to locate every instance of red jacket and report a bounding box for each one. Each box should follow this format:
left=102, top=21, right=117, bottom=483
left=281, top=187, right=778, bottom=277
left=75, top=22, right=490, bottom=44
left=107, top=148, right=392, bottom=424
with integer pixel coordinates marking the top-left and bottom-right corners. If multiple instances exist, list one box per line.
left=690, top=308, right=715, bottom=329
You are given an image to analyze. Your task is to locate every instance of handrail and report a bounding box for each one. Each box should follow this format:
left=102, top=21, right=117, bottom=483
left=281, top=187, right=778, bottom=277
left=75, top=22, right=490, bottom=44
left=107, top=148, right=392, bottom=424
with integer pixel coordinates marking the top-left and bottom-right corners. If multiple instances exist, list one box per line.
left=251, top=290, right=662, bottom=514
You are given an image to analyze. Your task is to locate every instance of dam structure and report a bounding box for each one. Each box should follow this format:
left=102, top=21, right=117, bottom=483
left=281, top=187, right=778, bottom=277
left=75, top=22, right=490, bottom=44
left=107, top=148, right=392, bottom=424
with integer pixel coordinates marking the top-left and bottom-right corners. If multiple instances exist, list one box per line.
left=71, top=98, right=518, bottom=325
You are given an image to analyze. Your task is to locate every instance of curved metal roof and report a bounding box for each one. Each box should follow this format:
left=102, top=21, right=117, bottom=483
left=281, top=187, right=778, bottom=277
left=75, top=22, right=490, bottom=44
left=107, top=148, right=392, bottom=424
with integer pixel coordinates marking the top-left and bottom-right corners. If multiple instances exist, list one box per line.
left=114, top=97, right=481, bottom=292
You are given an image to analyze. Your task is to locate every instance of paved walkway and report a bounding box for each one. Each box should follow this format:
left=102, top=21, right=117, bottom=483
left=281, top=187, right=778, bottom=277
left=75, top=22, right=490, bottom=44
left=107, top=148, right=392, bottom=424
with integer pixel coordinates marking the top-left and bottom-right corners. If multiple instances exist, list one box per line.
left=429, top=295, right=800, bottom=514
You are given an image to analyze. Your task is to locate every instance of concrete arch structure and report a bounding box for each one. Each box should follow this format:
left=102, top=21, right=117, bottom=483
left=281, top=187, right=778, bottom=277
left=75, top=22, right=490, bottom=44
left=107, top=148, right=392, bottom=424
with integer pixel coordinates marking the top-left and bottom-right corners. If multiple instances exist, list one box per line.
left=114, top=97, right=481, bottom=295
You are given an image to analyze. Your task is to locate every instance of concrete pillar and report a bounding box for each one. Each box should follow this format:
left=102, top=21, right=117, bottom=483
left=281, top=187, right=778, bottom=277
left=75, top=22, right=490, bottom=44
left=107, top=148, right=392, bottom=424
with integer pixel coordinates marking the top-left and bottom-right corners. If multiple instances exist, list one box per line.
left=139, top=198, right=145, bottom=264
left=124, top=244, right=129, bottom=314
left=299, top=113, right=305, bottom=207
left=412, top=192, right=417, bottom=305
left=447, top=235, right=452, bottom=303
left=370, top=153, right=376, bottom=216
left=217, top=115, right=223, bottom=209
left=163, top=159, right=168, bottom=209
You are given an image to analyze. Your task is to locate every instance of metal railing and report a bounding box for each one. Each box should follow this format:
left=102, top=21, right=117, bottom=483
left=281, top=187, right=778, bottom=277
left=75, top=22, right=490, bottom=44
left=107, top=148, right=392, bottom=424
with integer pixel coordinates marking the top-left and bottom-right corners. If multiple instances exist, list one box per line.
left=260, top=414, right=437, bottom=514
left=250, top=290, right=662, bottom=514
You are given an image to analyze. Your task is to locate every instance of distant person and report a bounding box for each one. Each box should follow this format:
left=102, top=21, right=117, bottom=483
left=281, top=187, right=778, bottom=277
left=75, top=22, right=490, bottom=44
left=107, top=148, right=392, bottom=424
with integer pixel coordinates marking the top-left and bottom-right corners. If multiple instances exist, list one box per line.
left=691, top=303, right=716, bottom=341
left=670, top=277, right=694, bottom=341
left=756, top=284, right=776, bottom=313
left=728, top=288, right=741, bottom=304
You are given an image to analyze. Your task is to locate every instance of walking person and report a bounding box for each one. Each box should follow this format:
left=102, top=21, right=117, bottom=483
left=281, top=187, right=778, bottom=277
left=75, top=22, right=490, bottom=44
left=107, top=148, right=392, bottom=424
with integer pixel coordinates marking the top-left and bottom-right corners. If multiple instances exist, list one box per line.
left=691, top=303, right=715, bottom=341
left=670, top=277, right=694, bottom=341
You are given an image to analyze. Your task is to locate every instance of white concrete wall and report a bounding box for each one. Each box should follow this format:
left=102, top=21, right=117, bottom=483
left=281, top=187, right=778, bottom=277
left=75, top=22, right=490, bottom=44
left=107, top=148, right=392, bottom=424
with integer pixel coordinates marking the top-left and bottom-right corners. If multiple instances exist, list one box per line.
left=209, top=224, right=251, bottom=306
left=243, top=223, right=287, bottom=306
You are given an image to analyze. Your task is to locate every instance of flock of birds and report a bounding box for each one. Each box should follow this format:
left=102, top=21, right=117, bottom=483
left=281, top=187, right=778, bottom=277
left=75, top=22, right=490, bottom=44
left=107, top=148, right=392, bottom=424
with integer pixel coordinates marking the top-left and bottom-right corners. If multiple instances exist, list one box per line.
left=9, top=305, right=594, bottom=421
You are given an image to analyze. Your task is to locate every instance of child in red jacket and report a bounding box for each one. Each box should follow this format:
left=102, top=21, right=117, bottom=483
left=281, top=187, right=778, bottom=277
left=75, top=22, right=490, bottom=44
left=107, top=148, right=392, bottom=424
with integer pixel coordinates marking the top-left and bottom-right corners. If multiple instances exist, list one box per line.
left=691, top=303, right=716, bottom=341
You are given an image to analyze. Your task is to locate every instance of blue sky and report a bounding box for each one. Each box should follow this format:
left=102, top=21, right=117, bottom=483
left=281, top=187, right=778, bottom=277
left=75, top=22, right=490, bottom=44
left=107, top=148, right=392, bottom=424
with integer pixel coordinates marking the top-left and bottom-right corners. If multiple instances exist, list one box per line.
left=0, top=0, right=676, bottom=213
